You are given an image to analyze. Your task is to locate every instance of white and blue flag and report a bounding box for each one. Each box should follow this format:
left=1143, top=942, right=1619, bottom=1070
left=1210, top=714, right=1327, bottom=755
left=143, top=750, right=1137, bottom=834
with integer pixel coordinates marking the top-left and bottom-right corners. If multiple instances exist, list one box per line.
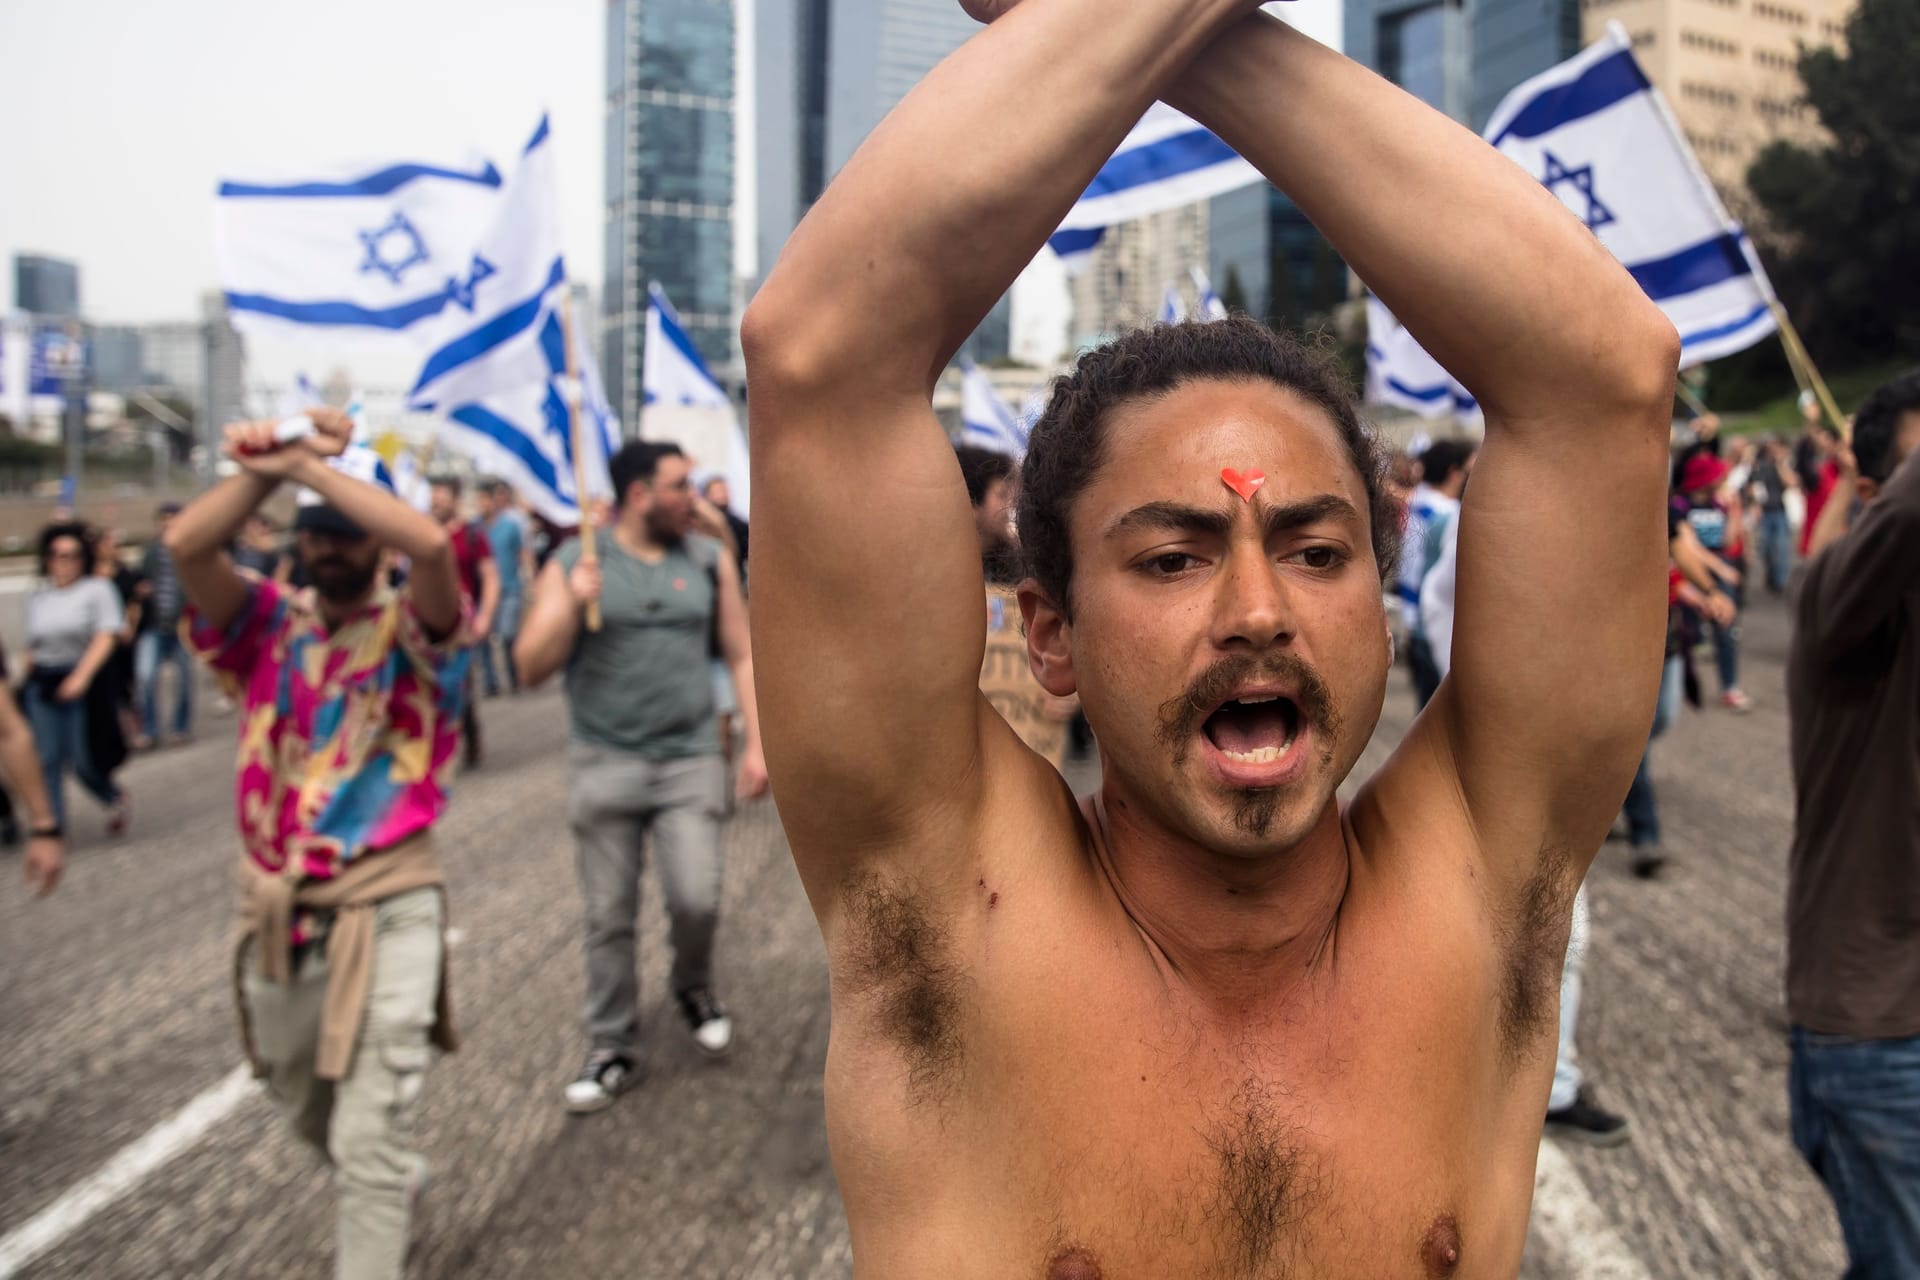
left=407, top=116, right=569, bottom=412
left=1158, top=286, right=1187, bottom=326
left=1048, top=105, right=1262, bottom=273
left=1191, top=267, right=1229, bottom=322
left=644, top=285, right=751, bottom=515
left=643, top=285, right=730, bottom=411
left=435, top=297, right=619, bottom=526
left=1368, top=22, right=1778, bottom=419
left=959, top=360, right=1029, bottom=459
left=214, top=144, right=504, bottom=343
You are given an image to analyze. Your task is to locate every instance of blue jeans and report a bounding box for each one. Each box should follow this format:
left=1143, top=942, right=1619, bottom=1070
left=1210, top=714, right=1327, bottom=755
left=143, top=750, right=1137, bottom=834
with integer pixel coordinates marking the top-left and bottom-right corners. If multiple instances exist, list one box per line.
left=1708, top=577, right=1744, bottom=693
left=1621, top=654, right=1683, bottom=848
left=1791, top=1027, right=1920, bottom=1278
left=23, top=677, right=121, bottom=831
left=479, top=592, right=524, bottom=695
left=1759, top=509, right=1792, bottom=594
left=136, top=628, right=193, bottom=740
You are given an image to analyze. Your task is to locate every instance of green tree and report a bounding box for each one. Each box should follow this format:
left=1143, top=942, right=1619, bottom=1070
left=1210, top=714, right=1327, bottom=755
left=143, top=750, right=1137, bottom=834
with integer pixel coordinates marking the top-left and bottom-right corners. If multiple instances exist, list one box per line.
left=1220, top=265, right=1250, bottom=317
left=1747, top=0, right=1920, bottom=362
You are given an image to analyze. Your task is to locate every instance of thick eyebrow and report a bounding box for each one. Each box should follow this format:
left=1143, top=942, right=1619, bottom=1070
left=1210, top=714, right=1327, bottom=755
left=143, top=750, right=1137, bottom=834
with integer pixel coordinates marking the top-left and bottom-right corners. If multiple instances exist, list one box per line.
left=1105, top=501, right=1234, bottom=541
left=1260, top=494, right=1360, bottom=537
left=1104, top=494, right=1360, bottom=541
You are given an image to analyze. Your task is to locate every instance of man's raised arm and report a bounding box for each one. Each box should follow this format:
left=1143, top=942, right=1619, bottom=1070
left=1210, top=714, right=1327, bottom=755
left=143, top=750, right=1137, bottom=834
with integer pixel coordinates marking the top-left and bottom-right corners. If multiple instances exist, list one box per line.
left=1167, top=16, right=1678, bottom=874
left=742, top=0, right=1257, bottom=892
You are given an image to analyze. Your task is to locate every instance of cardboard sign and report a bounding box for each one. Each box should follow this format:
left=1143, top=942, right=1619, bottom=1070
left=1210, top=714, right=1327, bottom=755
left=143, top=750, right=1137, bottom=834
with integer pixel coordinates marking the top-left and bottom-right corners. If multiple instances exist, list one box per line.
left=979, top=585, right=1067, bottom=770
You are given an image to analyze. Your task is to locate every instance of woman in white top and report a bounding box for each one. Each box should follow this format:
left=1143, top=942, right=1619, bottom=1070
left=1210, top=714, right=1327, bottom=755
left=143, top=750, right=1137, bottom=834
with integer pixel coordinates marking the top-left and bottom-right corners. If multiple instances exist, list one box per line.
left=23, top=522, right=129, bottom=835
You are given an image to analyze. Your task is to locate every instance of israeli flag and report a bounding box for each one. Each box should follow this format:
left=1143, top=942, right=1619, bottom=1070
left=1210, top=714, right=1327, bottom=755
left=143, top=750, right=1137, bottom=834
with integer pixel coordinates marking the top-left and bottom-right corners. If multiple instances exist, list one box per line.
left=1367, top=22, right=1778, bottom=418
left=215, top=145, right=504, bottom=342
left=408, top=117, right=569, bottom=411
left=959, top=360, right=1028, bottom=459
left=1191, top=267, right=1229, bottom=322
left=643, top=285, right=730, bottom=411
left=1048, top=104, right=1262, bottom=273
left=1159, top=286, right=1187, bottom=326
left=436, top=298, right=618, bottom=526
left=643, top=285, right=753, bottom=516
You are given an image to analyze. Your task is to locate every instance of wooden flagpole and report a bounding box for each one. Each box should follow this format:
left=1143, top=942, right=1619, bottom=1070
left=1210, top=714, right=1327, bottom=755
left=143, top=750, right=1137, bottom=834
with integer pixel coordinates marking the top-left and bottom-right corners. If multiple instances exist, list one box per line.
left=1767, top=299, right=1848, bottom=440
left=558, top=284, right=603, bottom=632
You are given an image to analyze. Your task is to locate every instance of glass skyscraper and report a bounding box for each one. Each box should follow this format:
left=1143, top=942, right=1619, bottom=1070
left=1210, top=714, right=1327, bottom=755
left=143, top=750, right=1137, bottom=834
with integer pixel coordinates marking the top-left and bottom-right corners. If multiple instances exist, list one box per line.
left=604, top=0, right=737, bottom=431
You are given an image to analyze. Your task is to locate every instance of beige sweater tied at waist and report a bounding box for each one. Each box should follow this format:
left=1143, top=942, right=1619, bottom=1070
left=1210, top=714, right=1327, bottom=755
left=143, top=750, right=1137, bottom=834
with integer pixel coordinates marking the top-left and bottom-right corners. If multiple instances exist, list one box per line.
left=234, top=831, right=458, bottom=1082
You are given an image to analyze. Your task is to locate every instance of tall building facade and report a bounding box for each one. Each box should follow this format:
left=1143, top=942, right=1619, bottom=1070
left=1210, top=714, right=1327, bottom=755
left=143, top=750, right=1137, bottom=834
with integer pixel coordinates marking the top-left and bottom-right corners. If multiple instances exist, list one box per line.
left=755, top=0, right=831, bottom=279
left=756, top=0, right=1009, bottom=360
left=1582, top=0, right=1851, bottom=203
left=14, top=254, right=80, bottom=318
left=605, top=0, right=737, bottom=432
left=1069, top=205, right=1212, bottom=348
left=1345, top=0, right=1582, bottom=130
left=821, top=0, right=980, bottom=178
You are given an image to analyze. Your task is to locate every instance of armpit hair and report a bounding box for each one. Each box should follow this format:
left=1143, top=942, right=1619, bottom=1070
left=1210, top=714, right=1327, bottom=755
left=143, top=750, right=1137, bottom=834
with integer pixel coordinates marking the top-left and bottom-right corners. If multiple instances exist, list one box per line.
left=1499, top=842, right=1578, bottom=1057
left=835, top=871, right=966, bottom=1101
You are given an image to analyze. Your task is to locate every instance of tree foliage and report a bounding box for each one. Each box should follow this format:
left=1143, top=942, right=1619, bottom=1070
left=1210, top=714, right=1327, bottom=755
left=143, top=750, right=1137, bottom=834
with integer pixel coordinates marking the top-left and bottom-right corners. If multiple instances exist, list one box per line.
left=1747, top=0, right=1920, bottom=362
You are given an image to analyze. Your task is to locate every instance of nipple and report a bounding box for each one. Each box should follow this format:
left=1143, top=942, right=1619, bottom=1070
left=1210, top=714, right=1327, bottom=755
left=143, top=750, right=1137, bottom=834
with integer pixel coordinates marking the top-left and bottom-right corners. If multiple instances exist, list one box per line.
left=1422, top=1215, right=1462, bottom=1275
left=1045, top=1246, right=1103, bottom=1280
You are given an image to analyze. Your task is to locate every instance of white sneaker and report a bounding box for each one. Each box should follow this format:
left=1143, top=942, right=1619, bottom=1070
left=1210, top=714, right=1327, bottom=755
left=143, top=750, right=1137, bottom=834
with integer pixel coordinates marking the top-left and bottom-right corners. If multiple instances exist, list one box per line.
left=677, top=988, right=733, bottom=1057
left=564, top=1050, right=636, bottom=1113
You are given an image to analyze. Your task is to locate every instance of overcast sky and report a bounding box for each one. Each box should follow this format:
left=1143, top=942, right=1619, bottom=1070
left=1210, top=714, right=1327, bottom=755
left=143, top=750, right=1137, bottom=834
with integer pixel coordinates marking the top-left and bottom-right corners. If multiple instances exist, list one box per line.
left=1, top=0, right=1337, bottom=385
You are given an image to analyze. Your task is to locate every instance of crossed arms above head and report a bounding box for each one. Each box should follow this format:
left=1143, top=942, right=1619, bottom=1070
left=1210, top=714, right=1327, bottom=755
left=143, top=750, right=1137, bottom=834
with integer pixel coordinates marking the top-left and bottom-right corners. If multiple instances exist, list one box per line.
left=745, top=0, right=1679, bottom=909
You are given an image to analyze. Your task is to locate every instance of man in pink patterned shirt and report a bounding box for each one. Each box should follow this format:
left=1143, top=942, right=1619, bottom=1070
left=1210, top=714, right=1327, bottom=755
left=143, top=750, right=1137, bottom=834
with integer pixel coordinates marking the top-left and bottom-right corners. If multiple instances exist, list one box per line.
left=167, top=407, right=466, bottom=1280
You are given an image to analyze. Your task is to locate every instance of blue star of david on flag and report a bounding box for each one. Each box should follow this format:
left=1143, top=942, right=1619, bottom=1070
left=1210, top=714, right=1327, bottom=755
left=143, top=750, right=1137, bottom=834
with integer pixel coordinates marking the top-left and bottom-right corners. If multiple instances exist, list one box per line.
left=1541, top=151, right=1614, bottom=232
left=357, top=211, right=430, bottom=285
left=446, top=254, right=496, bottom=311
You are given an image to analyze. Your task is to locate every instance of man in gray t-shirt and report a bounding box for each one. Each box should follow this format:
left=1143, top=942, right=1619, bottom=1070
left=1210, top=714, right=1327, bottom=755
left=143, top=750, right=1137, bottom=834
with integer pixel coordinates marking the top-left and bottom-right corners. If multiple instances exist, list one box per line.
left=516, top=440, right=768, bottom=1114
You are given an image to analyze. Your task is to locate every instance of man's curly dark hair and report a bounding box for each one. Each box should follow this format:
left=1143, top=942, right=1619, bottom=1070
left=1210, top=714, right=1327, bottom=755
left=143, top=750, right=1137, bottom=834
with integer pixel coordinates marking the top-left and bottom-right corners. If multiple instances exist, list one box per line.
left=1016, top=317, right=1401, bottom=618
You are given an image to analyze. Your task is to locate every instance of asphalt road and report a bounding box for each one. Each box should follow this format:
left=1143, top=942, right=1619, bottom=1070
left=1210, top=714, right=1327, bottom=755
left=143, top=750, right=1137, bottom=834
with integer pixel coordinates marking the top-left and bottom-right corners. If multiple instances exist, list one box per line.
left=0, top=588, right=1848, bottom=1278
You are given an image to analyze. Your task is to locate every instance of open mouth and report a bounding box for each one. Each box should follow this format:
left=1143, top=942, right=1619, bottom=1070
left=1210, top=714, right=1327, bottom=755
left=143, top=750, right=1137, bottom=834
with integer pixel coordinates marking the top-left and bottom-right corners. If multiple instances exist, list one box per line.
left=1201, top=693, right=1302, bottom=766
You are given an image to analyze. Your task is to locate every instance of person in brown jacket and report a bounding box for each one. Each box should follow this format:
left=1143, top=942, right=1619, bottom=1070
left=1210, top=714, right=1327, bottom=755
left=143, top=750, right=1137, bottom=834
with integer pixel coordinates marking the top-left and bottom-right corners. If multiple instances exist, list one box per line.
left=1785, top=369, right=1920, bottom=1279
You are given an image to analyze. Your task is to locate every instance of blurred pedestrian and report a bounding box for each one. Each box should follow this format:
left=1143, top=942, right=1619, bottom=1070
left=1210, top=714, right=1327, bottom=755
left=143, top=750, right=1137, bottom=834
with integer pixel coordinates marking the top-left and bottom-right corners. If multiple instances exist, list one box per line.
left=24, top=522, right=130, bottom=837
left=1674, top=452, right=1752, bottom=711
left=232, top=513, right=288, bottom=581
left=1748, top=435, right=1798, bottom=594
left=0, top=638, right=67, bottom=897
left=957, top=444, right=1075, bottom=769
left=171, top=408, right=468, bottom=1280
left=429, top=477, right=496, bottom=767
left=93, top=527, right=144, bottom=746
left=516, top=441, right=767, bottom=1114
left=476, top=479, right=529, bottom=697
left=137, top=501, right=194, bottom=746
left=1785, top=370, right=1920, bottom=1278
left=1397, top=439, right=1475, bottom=709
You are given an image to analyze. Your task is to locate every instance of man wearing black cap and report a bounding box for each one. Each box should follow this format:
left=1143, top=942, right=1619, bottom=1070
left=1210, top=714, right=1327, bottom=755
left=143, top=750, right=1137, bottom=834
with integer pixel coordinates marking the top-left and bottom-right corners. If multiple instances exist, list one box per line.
left=166, top=407, right=468, bottom=1280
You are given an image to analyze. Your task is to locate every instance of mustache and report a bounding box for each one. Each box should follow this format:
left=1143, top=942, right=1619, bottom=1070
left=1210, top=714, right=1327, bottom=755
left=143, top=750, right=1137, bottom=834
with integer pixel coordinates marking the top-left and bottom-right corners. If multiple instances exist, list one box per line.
left=1154, top=651, right=1339, bottom=759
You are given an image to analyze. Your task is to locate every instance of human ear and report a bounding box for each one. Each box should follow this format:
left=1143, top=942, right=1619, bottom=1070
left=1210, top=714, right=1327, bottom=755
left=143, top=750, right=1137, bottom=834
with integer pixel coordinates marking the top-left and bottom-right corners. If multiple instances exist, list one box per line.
left=1017, top=579, right=1077, bottom=698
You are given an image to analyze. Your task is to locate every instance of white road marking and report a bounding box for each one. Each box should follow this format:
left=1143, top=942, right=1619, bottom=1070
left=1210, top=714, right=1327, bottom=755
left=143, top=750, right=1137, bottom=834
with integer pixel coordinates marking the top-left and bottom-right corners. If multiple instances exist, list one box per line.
left=0, top=1066, right=257, bottom=1279
left=1531, top=1137, right=1655, bottom=1279
left=0, top=1070, right=1653, bottom=1278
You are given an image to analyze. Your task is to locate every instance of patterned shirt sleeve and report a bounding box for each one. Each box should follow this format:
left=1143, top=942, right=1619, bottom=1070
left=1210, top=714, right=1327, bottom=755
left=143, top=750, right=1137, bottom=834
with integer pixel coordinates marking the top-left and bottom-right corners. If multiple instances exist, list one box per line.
left=395, top=591, right=473, bottom=683
left=185, top=576, right=286, bottom=683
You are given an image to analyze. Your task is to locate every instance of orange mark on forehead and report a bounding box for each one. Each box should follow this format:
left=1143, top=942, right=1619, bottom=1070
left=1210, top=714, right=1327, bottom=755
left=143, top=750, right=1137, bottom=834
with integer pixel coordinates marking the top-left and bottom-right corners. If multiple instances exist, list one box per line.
left=1221, top=468, right=1267, bottom=502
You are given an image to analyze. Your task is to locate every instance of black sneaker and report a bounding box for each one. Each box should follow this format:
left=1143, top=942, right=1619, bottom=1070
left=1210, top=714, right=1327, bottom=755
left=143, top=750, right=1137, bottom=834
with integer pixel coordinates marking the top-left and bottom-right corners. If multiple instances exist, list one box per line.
left=564, top=1050, right=636, bottom=1114
left=676, top=988, right=734, bottom=1057
left=1630, top=845, right=1668, bottom=879
left=1546, top=1090, right=1632, bottom=1147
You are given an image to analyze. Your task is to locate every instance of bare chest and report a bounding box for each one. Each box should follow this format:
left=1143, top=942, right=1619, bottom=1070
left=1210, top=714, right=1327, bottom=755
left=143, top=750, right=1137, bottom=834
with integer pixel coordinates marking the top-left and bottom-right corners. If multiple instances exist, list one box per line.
left=827, top=898, right=1546, bottom=1279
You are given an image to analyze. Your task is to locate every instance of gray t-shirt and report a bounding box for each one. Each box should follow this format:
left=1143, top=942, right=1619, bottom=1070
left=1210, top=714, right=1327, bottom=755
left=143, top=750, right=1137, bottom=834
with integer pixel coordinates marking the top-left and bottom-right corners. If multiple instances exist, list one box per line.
left=26, top=577, right=124, bottom=670
left=559, top=533, right=720, bottom=758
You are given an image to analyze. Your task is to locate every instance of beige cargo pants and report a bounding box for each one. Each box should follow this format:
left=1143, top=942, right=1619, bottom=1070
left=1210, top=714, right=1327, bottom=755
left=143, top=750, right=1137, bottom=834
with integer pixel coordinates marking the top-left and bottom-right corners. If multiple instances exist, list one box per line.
left=243, top=887, right=443, bottom=1280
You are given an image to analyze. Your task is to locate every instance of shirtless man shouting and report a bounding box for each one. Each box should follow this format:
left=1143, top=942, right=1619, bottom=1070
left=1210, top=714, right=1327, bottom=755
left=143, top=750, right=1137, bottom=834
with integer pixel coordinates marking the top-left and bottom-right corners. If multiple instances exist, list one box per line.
left=744, top=1, right=1677, bottom=1274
